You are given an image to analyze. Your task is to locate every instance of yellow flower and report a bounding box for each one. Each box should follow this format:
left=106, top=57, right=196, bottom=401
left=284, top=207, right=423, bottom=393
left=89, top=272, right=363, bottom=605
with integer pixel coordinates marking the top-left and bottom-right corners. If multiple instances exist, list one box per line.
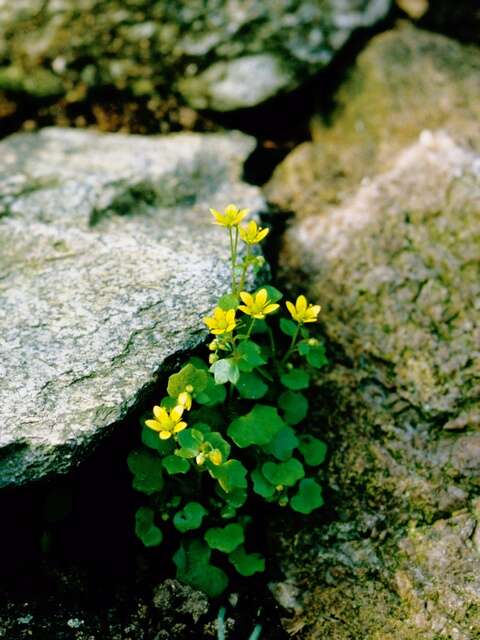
left=239, top=220, right=269, bottom=245
left=209, top=204, right=249, bottom=228
left=239, top=289, right=279, bottom=319
left=177, top=391, right=192, bottom=411
left=208, top=449, right=223, bottom=466
left=286, top=295, right=321, bottom=324
left=145, top=405, right=187, bottom=440
left=203, top=307, right=236, bottom=335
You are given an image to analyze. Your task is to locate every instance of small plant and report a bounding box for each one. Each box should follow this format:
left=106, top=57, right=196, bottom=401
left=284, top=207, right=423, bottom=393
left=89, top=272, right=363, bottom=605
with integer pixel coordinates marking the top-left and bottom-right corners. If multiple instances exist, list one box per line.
left=128, top=204, right=328, bottom=597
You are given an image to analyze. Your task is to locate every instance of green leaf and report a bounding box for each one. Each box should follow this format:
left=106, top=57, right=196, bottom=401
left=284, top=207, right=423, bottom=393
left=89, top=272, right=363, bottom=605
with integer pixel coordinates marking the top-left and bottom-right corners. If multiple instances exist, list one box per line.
left=210, top=358, right=240, bottom=385
left=167, top=363, right=208, bottom=397
left=262, top=426, right=299, bottom=461
left=141, top=426, right=175, bottom=454
left=176, top=429, right=203, bottom=458
left=218, top=293, right=239, bottom=310
left=251, top=468, right=275, bottom=499
left=209, top=459, right=248, bottom=493
left=190, top=406, right=224, bottom=429
left=298, top=341, right=328, bottom=368
left=228, top=404, right=285, bottom=448
left=216, top=486, right=247, bottom=508
left=280, top=318, right=297, bottom=337
left=280, top=368, right=310, bottom=390
left=298, top=436, right=327, bottom=466
left=173, top=540, right=228, bottom=598
left=262, top=459, right=305, bottom=487
left=307, top=345, right=328, bottom=368
left=235, top=371, right=268, bottom=399
left=187, top=356, right=208, bottom=370
left=135, top=507, right=163, bottom=547
left=173, top=502, right=207, bottom=533
left=127, top=449, right=164, bottom=495
left=196, top=375, right=227, bottom=406
left=278, top=391, right=309, bottom=426
left=237, top=340, right=267, bottom=372
left=291, top=478, right=324, bottom=514
left=162, top=455, right=190, bottom=475
left=205, top=523, right=244, bottom=553
left=229, top=546, right=265, bottom=576
left=160, top=396, right=178, bottom=410
left=204, top=432, right=231, bottom=460
left=260, top=285, right=283, bottom=302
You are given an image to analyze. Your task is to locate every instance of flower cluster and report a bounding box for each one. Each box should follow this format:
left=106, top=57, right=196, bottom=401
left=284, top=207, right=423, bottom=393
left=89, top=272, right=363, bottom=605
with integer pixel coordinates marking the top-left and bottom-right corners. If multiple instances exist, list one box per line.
left=130, top=202, right=327, bottom=600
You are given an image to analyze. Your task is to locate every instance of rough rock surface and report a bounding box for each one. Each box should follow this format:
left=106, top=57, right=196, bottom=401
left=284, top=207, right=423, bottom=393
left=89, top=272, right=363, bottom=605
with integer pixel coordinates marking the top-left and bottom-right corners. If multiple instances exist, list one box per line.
left=266, top=24, right=480, bottom=215
left=273, top=131, right=480, bottom=638
left=0, top=0, right=392, bottom=112
left=0, top=127, right=263, bottom=487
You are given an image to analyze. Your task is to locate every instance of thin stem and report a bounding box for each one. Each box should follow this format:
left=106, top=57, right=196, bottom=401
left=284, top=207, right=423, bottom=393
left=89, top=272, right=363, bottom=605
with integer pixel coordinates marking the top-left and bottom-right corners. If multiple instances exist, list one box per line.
left=248, top=624, right=262, bottom=640
left=228, top=227, right=236, bottom=294
left=266, top=324, right=280, bottom=374
left=216, top=606, right=226, bottom=640
left=246, top=317, right=256, bottom=339
left=232, top=226, right=239, bottom=292
left=266, top=324, right=276, bottom=357
left=239, top=244, right=251, bottom=292
left=281, top=325, right=300, bottom=366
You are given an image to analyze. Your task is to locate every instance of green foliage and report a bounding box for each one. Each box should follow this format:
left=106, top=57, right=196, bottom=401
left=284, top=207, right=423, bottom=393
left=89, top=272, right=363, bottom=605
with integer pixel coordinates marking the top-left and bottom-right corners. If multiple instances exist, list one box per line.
left=278, top=391, right=308, bottom=426
left=173, top=502, right=207, bottom=533
left=298, top=435, right=327, bottom=466
left=135, top=507, right=163, bottom=547
left=280, top=368, right=310, bottom=390
left=205, top=523, right=244, bottom=553
left=210, top=358, right=240, bottom=385
left=229, top=546, right=265, bottom=576
left=173, top=540, right=228, bottom=598
left=128, top=203, right=328, bottom=597
left=291, top=479, right=324, bottom=514
left=228, top=405, right=285, bottom=447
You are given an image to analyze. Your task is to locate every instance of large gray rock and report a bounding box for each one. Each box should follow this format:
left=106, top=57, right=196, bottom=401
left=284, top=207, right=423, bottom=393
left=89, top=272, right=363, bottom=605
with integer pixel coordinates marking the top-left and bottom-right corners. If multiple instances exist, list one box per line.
left=266, top=24, right=480, bottom=216
left=273, top=131, right=480, bottom=638
left=0, top=0, right=392, bottom=112
left=0, top=127, right=264, bottom=487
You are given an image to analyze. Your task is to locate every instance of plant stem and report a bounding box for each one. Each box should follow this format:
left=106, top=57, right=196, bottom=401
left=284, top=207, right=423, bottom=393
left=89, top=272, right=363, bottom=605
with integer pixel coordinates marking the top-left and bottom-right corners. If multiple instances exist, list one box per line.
left=238, top=245, right=251, bottom=292
left=216, top=607, right=226, bottom=640
left=248, top=624, right=262, bottom=640
left=246, top=317, right=256, bottom=339
left=228, top=227, right=236, bottom=294
left=281, top=325, right=300, bottom=366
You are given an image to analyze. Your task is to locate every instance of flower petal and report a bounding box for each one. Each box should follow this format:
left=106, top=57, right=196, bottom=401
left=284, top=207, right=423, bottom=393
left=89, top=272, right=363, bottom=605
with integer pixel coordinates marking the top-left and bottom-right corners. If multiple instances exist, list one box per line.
left=145, top=419, right=161, bottom=431
left=173, top=421, right=187, bottom=433
left=239, top=291, right=253, bottom=306
left=159, top=431, right=172, bottom=440
left=256, top=289, right=267, bottom=305
left=264, top=303, right=280, bottom=315
left=153, top=406, right=168, bottom=422
left=296, top=295, right=307, bottom=313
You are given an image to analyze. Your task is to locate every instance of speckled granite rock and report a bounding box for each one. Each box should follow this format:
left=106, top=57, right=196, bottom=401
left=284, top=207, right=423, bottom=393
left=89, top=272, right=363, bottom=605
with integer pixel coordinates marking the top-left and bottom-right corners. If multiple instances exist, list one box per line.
left=0, top=0, right=392, bottom=112
left=272, top=131, right=480, bottom=638
left=0, top=127, right=264, bottom=487
left=265, top=24, right=480, bottom=216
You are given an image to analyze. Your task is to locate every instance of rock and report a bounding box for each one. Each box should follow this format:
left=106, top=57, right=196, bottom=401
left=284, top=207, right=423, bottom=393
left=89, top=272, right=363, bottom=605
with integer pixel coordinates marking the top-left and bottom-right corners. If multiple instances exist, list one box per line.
left=0, top=0, right=392, bottom=112
left=272, top=130, right=480, bottom=637
left=266, top=24, right=480, bottom=215
left=153, top=579, right=209, bottom=624
left=0, top=127, right=264, bottom=487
